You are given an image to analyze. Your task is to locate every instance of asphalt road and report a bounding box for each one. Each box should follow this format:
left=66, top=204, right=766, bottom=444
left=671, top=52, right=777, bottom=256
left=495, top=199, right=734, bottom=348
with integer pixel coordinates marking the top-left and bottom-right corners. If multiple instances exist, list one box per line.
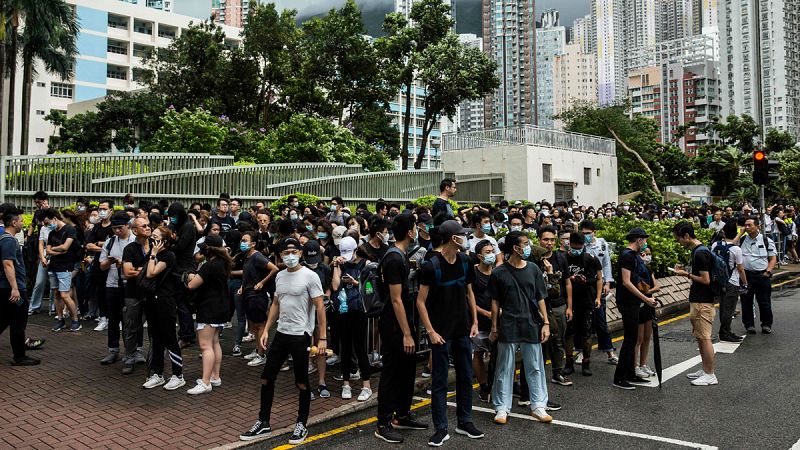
left=247, top=283, right=800, bottom=450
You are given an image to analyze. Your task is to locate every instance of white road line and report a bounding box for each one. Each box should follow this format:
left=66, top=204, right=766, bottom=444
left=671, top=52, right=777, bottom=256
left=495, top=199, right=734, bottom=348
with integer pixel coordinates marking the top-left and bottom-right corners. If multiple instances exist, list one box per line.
left=640, top=337, right=746, bottom=388
left=790, top=437, right=800, bottom=449
left=454, top=402, right=718, bottom=450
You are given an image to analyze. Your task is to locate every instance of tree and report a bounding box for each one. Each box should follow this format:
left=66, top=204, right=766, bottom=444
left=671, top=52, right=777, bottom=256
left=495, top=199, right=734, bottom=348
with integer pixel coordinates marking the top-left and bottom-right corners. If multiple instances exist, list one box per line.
left=95, top=90, right=165, bottom=151
left=5, top=3, right=18, bottom=155
left=376, top=0, right=453, bottom=169
left=18, top=0, right=78, bottom=154
left=555, top=101, right=662, bottom=195
left=709, top=114, right=760, bottom=150
left=300, top=0, right=391, bottom=126
left=764, top=127, right=796, bottom=153
left=702, top=146, right=751, bottom=196
left=348, top=101, right=401, bottom=160
left=655, top=145, right=694, bottom=186
left=147, top=107, right=228, bottom=155
left=414, top=33, right=498, bottom=169
left=241, top=3, right=301, bottom=128
left=45, top=110, right=112, bottom=153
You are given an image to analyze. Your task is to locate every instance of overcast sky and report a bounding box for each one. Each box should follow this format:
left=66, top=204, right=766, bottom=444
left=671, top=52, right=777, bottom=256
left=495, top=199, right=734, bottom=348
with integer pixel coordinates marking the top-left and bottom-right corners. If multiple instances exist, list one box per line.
left=267, top=0, right=592, bottom=36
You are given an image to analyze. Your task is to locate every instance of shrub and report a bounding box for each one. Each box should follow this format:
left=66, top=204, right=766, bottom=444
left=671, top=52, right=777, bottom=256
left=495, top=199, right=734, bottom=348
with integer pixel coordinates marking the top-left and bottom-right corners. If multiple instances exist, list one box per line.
left=413, top=195, right=459, bottom=213
left=270, top=192, right=320, bottom=215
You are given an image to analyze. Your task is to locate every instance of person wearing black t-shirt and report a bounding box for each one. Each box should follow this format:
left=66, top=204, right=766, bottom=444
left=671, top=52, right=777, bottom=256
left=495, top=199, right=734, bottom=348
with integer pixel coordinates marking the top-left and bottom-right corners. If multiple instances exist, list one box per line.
left=564, top=231, right=603, bottom=377
left=536, top=226, right=571, bottom=386
left=673, top=222, right=717, bottom=387
left=431, top=178, right=456, bottom=219
left=141, top=225, right=186, bottom=391
left=240, top=232, right=279, bottom=368
left=360, top=218, right=389, bottom=263
left=613, top=228, right=658, bottom=390
left=375, top=213, right=429, bottom=444
left=416, top=220, right=483, bottom=446
left=120, top=218, right=152, bottom=375
left=185, top=235, right=233, bottom=395
left=471, top=240, right=495, bottom=403
left=211, top=198, right=236, bottom=239
left=43, top=209, right=80, bottom=332
left=303, top=240, right=332, bottom=398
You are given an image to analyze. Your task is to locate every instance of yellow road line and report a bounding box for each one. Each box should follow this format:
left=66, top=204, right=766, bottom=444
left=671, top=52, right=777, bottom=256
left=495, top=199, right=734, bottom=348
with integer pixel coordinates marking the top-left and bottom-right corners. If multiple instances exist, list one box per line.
left=773, top=275, right=800, bottom=288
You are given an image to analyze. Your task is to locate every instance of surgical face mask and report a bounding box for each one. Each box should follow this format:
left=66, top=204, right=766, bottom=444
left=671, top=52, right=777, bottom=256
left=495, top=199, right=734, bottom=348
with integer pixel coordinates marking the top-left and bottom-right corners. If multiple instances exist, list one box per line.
left=584, top=234, right=592, bottom=244
left=568, top=207, right=573, bottom=213
left=569, top=247, right=583, bottom=256
left=330, top=204, right=337, bottom=212
left=306, top=262, right=319, bottom=269
left=77, top=206, right=86, bottom=212
left=642, top=254, right=652, bottom=265
left=501, top=208, right=508, bottom=214
left=481, top=223, right=492, bottom=233
left=425, top=224, right=434, bottom=232
left=519, top=244, right=531, bottom=259
left=410, top=230, right=419, bottom=246
left=290, top=213, right=298, bottom=221
left=623, top=206, right=630, bottom=211
left=382, top=233, right=390, bottom=245
left=454, top=235, right=470, bottom=251
left=170, top=217, right=178, bottom=225
left=535, top=205, right=541, bottom=211
left=642, top=241, right=648, bottom=250
left=317, top=232, right=328, bottom=240
left=510, top=225, right=522, bottom=232
left=291, top=201, right=299, bottom=208
left=482, top=253, right=496, bottom=266
left=46, top=223, right=57, bottom=231
left=240, top=242, right=251, bottom=252
left=98, top=210, right=109, bottom=219
left=89, top=216, right=100, bottom=225
left=306, top=224, right=314, bottom=231
left=282, top=253, right=300, bottom=268
left=349, top=224, right=359, bottom=233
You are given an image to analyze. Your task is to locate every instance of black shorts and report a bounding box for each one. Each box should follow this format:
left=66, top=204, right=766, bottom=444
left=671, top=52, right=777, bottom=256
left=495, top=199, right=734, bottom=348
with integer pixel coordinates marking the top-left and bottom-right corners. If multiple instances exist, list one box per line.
left=245, top=292, right=269, bottom=323
left=639, top=304, right=655, bottom=324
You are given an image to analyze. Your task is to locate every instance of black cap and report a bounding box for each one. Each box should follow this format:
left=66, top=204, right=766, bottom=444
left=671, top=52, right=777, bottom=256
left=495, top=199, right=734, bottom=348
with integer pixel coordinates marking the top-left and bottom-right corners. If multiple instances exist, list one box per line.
left=303, top=240, right=322, bottom=264
left=238, top=211, right=253, bottom=223
left=200, top=234, right=224, bottom=250
left=279, top=237, right=302, bottom=252
left=439, top=220, right=469, bottom=239
left=625, top=227, right=649, bottom=240
left=418, top=213, right=433, bottom=225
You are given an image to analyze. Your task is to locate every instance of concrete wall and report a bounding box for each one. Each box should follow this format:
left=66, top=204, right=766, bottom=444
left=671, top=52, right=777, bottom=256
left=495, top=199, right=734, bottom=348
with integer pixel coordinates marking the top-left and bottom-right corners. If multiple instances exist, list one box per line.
left=442, top=144, right=618, bottom=205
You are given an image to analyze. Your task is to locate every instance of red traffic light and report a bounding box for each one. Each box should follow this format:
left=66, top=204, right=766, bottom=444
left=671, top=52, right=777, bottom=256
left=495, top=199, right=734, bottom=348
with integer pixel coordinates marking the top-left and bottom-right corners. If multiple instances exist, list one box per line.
left=754, top=151, right=766, bottom=161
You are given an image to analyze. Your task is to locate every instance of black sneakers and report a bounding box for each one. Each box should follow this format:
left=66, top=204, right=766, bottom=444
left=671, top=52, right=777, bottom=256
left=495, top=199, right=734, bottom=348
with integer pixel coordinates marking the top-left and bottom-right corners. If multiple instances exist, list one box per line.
left=239, top=420, right=271, bottom=441
left=11, top=356, right=40, bottom=366
left=628, top=376, right=649, bottom=385
left=761, top=326, right=772, bottom=334
left=562, top=362, right=575, bottom=375
left=375, top=424, right=404, bottom=444
left=545, top=400, right=562, bottom=411
left=613, top=380, right=636, bottom=390
left=428, top=429, right=450, bottom=447
left=551, top=374, right=573, bottom=386
left=393, top=413, right=429, bottom=430
left=719, top=333, right=744, bottom=342
left=288, top=422, right=308, bottom=445
left=455, top=422, right=484, bottom=439
left=582, top=362, right=593, bottom=376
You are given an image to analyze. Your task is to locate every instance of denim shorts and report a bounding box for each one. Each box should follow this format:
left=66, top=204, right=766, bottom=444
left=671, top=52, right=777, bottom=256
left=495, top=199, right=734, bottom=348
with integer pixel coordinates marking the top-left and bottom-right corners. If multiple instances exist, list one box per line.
left=48, top=271, right=72, bottom=293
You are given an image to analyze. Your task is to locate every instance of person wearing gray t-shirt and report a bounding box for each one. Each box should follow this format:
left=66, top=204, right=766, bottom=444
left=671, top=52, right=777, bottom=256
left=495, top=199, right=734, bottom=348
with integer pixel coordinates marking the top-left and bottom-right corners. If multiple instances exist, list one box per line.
left=240, top=237, right=326, bottom=446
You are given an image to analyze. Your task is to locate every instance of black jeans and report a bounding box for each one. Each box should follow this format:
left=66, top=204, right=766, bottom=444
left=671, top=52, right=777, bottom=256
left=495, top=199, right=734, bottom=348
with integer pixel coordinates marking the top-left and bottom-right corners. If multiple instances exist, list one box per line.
left=613, top=299, right=640, bottom=383
left=377, top=326, right=417, bottom=426
left=122, top=296, right=146, bottom=362
left=339, top=310, right=371, bottom=381
left=259, top=332, right=311, bottom=425
left=0, top=288, right=29, bottom=360
left=431, top=335, right=472, bottom=431
left=146, top=295, right=182, bottom=377
left=177, top=285, right=196, bottom=342
left=741, top=271, right=773, bottom=328
left=106, top=287, right=125, bottom=351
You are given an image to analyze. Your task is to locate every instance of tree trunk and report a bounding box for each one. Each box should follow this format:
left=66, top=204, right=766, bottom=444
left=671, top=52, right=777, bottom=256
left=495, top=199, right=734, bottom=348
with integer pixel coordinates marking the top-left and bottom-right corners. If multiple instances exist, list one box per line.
left=607, top=126, right=660, bottom=194
left=21, top=52, right=31, bottom=155
left=400, top=81, right=412, bottom=170
left=0, top=12, right=5, bottom=156
left=5, top=16, right=16, bottom=156
left=414, top=114, right=434, bottom=170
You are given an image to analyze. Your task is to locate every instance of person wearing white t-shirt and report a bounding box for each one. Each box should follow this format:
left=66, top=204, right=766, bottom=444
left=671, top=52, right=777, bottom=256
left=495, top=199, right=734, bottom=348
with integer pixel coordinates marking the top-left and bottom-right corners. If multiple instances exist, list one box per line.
left=468, top=211, right=503, bottom=265
left=240, top=237, right=325, bottom=446
left=711, top=221, right=747, bottom=342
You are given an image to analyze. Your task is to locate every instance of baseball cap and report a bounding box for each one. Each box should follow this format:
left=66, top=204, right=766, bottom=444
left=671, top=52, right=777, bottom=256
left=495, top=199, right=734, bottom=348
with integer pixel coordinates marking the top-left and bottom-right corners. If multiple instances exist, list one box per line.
left=279, top=237, right=302, bottom=252
left=439, top=220, right=469, bottom=239
left=625, top=227, right=649, bottom=240
left=418, top=213, right=433, bottom=225
left=303, top=240, right=322, bottom=265
left=338, top=236, right=358, bottom=261
left=332, top=225, right=347, bottom=246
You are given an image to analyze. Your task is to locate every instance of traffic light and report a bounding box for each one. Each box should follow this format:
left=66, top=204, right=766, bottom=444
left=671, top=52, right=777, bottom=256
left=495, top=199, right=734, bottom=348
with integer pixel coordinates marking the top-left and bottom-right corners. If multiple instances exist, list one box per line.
left=753, top=149, right=768, bottom=185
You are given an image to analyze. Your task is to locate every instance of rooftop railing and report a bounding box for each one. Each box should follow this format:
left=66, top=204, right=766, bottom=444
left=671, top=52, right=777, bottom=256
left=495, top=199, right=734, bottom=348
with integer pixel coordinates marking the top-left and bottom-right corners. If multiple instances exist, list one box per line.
left=442, top=125, right=616, bottom=155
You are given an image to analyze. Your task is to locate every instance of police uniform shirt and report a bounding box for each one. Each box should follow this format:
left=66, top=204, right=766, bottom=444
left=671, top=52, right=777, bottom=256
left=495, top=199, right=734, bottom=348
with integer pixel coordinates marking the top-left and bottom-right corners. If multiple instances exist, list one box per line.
left=740, top=233, right=777, bottom=272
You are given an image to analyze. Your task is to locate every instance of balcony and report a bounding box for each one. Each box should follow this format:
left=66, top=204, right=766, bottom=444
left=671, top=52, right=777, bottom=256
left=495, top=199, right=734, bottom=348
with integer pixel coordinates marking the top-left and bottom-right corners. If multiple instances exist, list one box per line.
left=108, top=14, right=129, bottom=38
left=157, top=24, right=177, bottom=46
left=133, top=19, right=154, bottom=42
left=107, top=65, right=129, bottom=89
left=106, top=40, right=129, bottom=64
left=132, top=43, right=153, bottom=64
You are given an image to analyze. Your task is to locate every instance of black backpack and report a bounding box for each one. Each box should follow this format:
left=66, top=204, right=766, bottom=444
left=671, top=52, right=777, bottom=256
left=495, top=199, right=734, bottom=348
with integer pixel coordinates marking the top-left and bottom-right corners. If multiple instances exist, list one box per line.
left=360, top=247, right=406, bottom=317
left=694, top=245, right=728, bottom=298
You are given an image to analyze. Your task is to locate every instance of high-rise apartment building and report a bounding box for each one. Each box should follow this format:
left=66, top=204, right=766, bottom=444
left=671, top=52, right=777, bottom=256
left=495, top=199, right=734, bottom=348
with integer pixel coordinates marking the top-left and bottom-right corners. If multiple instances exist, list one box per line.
left=553, top=43, right=598, bottom=130
left=211, top=0, right=256, bottom=28
left=457, top=34, right=485, bottom=132
left=1, top=0, right=239, bottom=155
left=593, top=0, right=626, bottom=106
left=625, top=0, right=657, bottom=51
left=718, top=0, right=800, bottom=137
left=483, top=0, right=538, bottom=128
left=627, top=35, right=721, bottom=155
left=572, top=14, right=595, bottom=54
left=536, top=9, right=566, bottom=129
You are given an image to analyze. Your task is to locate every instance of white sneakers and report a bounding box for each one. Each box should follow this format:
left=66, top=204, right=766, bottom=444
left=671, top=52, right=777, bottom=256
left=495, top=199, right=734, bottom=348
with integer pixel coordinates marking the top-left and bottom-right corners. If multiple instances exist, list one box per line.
left=690, top=373, right=719, bottom=386
left=686, top=369, right=705, bottom=380
left=164, top=375, right=186, bottom=391
left=494, top=411, right=508, bottom=424
left=93, top=317, right=108, bottom=332
left=357, top=388, right=372, bottom=402
left=342, top=385, right=352, bottom=400
left=209, top=377, right=222, bottom=387
left=187, top=379, right=212, bottom=395
left=635, top=365, right=655, bottom=378
left=143, top=374, right=165, bottom=389
left=247, top=354, right=266, bottom=367
left=531, top=408, right=553, bottom=423
left=243, top=349, right=259, bottom=360
left=640, top=365, right=655, bottom=376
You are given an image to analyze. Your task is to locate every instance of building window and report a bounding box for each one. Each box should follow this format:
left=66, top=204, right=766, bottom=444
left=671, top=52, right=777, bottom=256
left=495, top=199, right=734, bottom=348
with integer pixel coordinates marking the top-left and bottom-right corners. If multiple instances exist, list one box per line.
left=584, top=167, right=591, bottom=185
left=542, top=163, right=552, bottom=183
left=35, top=138, right=45, bottom=143
left=596, top=168, right=600, bottom=177
left=35, top=110, right=46, bottom=116
left=50, top=82, right=73, bottom=99
left=36, top=82, right=46, bottom=87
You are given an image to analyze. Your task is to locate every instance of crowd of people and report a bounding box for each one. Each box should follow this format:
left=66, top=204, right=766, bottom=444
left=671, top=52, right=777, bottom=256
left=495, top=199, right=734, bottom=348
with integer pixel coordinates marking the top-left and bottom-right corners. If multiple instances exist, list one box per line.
left=0, top=178, right=789, bottom=446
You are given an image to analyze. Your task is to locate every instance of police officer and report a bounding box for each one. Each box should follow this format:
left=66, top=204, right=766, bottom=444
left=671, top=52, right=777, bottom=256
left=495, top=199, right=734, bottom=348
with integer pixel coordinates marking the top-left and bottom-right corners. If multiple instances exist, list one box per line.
left=739, top=216, right=777, bottom=334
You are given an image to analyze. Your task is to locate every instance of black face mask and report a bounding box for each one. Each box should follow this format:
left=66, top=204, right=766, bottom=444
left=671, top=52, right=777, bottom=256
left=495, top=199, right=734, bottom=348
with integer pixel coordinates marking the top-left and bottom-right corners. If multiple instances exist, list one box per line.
left=389, top=211, right=398, bottom=218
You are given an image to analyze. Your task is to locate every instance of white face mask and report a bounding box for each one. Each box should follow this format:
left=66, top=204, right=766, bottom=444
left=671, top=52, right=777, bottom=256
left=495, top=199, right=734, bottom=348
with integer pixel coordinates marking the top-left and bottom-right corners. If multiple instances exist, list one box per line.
left=89, top=216, right=100, bottom=225
left=510, top=225, right=523, bottom=232
left=642, top=255, right=652, bottom=265
left=454, top=235, right=470, bottom=251
left=382, top=233, right=390, bottom=245
left=282, top=254, right=300, bottom=268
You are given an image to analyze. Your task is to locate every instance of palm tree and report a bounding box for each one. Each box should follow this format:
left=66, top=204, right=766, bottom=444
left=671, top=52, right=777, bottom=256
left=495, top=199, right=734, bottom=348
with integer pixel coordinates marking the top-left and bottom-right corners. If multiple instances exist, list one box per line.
left=711, top=146, right=751, bottom=196
left=5, top=4, right=18, bottom=156
left=18, top=0, right=77, bottom=154
left=0, top=1, right=8, bottom=154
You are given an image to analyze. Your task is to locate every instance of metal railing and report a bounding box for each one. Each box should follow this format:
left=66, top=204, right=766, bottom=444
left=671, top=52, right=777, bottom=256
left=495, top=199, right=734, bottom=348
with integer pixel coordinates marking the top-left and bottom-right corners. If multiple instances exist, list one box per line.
left=261, top=170, right=443, bottom=200
left=442, top=125, right=616, bottom=155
